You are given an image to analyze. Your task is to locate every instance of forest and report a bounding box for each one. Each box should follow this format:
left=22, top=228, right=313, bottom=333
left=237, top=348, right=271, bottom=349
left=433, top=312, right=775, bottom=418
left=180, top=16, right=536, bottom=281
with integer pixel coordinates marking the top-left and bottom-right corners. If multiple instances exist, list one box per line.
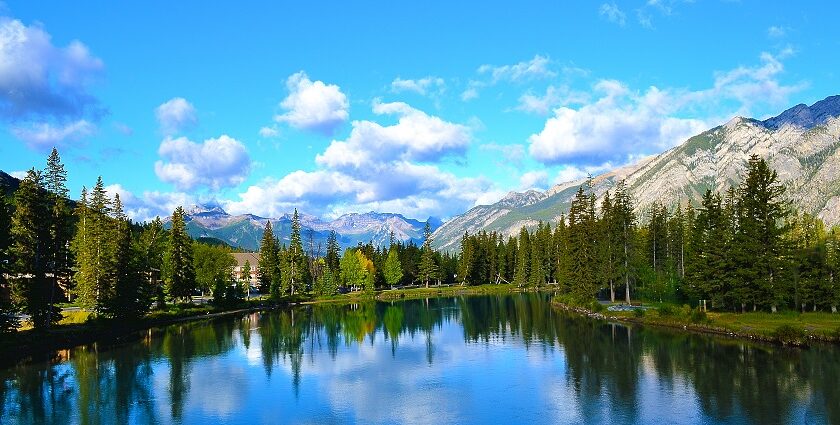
left=1, top=149, right=839, bottom=335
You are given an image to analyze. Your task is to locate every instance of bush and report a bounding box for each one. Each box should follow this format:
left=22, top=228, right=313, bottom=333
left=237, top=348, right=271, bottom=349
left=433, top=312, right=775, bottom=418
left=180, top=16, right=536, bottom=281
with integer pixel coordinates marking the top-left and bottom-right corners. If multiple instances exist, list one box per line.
left=658, top=304, right=675, bottom=317
left=633, top=308, right=646, bottom=318
left=589, top=301, right=607, bottom=314
left=831, top=326, right=840, bottom=340
left=690, top=308, right=707, bottom=324
left=772, top=324, right=806, bottom=345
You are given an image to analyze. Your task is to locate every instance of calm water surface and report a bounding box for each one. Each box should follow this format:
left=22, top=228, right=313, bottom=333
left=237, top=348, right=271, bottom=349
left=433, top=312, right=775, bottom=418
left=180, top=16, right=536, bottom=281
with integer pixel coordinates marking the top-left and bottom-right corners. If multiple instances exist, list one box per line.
left=1, top=293, right=838, bottom=424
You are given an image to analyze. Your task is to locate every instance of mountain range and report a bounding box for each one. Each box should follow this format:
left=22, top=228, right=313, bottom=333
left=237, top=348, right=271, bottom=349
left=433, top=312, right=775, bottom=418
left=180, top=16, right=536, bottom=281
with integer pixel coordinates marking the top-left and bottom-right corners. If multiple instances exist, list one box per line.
left=177, top=205, right=439, bottom=252
left=431, top=95, right=840, bottom=251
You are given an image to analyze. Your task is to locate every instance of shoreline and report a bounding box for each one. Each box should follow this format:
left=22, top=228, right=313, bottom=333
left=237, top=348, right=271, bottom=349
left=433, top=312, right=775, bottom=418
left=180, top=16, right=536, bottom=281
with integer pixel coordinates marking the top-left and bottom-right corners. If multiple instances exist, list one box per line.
left=0, top=284, right=535, bottom=368
left=552, top=302, right=840, bottom=346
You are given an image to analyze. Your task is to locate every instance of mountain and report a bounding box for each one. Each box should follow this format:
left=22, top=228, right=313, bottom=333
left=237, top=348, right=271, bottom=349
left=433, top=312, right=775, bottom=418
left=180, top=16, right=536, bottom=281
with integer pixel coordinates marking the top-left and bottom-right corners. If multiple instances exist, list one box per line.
left=178, top=205, right=438, bottom=251
left=432, top=95, right=840, bottom=251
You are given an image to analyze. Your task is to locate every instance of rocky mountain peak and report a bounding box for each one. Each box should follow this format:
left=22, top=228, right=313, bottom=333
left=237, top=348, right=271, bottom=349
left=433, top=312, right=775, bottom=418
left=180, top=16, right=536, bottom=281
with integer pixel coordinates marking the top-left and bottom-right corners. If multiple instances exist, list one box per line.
left=497, top=190, right=546, bottom=209
left=763, top=95, right=840, bottom=130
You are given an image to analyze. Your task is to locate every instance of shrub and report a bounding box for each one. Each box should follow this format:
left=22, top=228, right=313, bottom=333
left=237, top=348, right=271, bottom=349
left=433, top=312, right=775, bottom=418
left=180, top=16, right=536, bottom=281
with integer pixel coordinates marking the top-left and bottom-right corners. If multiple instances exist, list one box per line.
left=590, top=301, right=607, bottom=314
left=690, top=308, right=707, bottom=324
left=658, top=304, right=675, bottom=317
left=633, top=308, right=646, bottom=318
left=680, top=304, right=692, bottom=317
left=772, top=325, right=806, bottom=345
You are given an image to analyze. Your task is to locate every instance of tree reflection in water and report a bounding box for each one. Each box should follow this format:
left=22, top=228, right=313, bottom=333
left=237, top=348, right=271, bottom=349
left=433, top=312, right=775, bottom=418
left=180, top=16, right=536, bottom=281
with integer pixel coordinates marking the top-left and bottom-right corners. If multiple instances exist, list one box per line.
left=0, top=293, right=837, bottom=424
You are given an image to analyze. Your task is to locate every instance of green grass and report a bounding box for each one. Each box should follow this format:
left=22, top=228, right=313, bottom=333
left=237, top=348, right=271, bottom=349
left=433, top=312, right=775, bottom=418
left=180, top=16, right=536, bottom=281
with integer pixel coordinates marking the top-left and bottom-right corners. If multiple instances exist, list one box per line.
left=596, top=302, right=840, bottom=345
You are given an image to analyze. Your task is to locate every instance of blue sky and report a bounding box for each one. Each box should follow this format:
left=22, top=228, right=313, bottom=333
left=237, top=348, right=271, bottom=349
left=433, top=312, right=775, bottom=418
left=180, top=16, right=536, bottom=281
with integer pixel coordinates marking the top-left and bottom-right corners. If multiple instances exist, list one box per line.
left=1, top=0, right=837, bottom=222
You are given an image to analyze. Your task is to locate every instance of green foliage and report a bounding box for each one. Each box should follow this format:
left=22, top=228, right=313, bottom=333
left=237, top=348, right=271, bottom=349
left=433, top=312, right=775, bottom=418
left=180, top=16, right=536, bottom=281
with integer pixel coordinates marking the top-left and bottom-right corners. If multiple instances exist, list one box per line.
left=771, top=324, right=806, bottom=345
left=383, top=248, right=403, bottom=288
left=690, top=308, right=708, bottom=324
left=193, top=242, right=235, bottom=295
left=633, top=308, right=646, bottom=318
left=164, top=206, right=196, bottom=301
left=258, top=220, right=278, bottom=294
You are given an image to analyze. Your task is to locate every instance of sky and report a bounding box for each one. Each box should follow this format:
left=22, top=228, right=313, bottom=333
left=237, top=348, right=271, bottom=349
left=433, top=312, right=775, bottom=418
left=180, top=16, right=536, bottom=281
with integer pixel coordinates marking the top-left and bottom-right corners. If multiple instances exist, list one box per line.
left=1, top=0, right=837, bottom=222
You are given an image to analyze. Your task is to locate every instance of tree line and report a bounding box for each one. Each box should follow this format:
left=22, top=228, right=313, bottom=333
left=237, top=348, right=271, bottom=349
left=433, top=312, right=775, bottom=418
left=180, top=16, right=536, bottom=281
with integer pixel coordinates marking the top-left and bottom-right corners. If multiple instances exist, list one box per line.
left=456, top=155, right=840, bottom=313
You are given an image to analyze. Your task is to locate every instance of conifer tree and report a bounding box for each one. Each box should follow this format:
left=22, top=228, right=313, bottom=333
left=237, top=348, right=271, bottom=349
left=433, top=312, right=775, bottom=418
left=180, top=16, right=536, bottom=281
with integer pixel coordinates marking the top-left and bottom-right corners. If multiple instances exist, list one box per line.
left=528, top=234, right=544, bottom=287
left=43, top=148, right=72, bottom=308
left=165, top=206, right=195, bottom=302
left=283, top=209, right=308, bottom=295
left=513, top=227, right=530, bottom=287
left=419, top=222, right=437, bottom=287
left=137, top=217, right=166, bottom=309
left=613, top=180, right=636, bottom=304
left=325, top=230, right=341, bottom=274
left=0, top=199, right=16, bottom=332
left=107, top=194, right=146, bottom=318
left=258, top=221, right=278, bottom=293
left=10, top=169, right=59, bottom=329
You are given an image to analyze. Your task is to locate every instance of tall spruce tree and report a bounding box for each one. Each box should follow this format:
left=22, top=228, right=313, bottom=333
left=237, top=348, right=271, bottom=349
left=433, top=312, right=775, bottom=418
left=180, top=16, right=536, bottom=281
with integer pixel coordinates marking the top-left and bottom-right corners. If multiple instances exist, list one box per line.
left=283, top=209, right=308, bottom=295
left=258, top=221, right=278, bottom=294
left=0, top=199, right=16, bottom=332
left=10, top=170, right=59, bottom=329
left=325, top=230, right=341, bottom=274
left=612, top=180, right=636, bottom=304
left=419, top=222, right=437, bottom=287
left=43, top=148, right=72, bottom=309
left=165, top=206, right=195, bottom=302
left=736, top=155, right=790, bottom=312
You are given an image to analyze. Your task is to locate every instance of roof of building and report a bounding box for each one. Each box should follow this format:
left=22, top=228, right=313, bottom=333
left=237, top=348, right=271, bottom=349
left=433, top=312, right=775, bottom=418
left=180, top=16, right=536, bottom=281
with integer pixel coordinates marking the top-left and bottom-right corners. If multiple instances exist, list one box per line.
left=231, top=252, right=260, bottom=268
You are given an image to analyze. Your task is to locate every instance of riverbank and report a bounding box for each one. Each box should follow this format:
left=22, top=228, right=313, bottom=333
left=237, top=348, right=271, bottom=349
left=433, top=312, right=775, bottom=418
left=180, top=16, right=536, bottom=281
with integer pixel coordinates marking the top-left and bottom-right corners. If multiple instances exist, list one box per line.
left=553, top=301, right=840, bottom=346
left=1, top=284, right=536, bottom=368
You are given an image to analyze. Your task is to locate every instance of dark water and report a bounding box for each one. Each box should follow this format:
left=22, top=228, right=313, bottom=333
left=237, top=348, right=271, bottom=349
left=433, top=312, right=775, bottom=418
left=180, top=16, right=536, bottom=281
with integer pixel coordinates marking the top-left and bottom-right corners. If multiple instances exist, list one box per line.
left=1, top=293, right=838, bottom=424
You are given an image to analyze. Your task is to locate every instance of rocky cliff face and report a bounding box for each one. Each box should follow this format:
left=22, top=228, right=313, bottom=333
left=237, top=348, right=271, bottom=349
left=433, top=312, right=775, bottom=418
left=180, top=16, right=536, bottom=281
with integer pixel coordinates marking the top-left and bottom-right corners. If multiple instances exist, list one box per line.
left=432, top=95, right=840, bottom=251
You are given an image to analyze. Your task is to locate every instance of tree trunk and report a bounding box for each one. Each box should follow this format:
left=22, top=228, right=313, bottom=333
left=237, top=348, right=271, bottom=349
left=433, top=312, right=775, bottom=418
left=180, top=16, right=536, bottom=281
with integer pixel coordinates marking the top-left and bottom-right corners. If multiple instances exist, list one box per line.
left=610, top=280, right=615, bottom=303
left=741, top=303, right=746, bottom=313
left=832, top=305, right=837, bottom=313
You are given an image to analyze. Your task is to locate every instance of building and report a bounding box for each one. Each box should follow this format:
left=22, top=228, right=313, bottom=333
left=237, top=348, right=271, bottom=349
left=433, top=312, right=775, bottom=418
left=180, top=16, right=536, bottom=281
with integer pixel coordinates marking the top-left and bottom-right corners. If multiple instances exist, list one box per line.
left=231, top=252, right=260, bottom=287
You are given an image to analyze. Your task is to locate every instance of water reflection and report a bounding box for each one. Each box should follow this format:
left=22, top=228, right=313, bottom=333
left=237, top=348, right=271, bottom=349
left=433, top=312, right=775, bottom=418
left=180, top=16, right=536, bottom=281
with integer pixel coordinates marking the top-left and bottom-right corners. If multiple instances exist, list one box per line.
left=1, top=293, right=838, bottom=424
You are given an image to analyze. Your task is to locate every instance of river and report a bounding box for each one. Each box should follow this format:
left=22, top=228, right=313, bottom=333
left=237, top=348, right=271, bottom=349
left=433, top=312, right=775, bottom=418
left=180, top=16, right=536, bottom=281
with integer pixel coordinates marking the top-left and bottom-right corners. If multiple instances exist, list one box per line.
left=1, top=293, right=837, bottom=424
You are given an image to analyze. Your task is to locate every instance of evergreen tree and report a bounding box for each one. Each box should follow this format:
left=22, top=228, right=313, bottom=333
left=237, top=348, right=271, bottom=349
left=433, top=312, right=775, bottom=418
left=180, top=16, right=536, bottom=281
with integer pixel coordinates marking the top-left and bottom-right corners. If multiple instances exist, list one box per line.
left=613, top=180, right=636, bottom=304
left=383, top=248, right=403, bottom=288
left=258, top=221, right=278, bottom=293
left=283, top=209, right=308, bottom=295
left=599, top=192, right=619, bottom=302
left=419, top=222, right=437, bottom=287
left=106, top=194, right=147, bottom=318
left=736, top=155, right=790, bottom=312
left=528, top=233, right=545, bottom=287
left=43, top=148, right=72, bottom=307
left=826, top=229, right=840, bottom=313
left=325, top=230, right=341, bottom=274
left=0, top=199, right=17, bottom=332
left=687, top=190, right=729, bottom=309
left=137, top=217, right=166, bottom=309
left=165, top=206, right=195, bottom=302
left=10, top=170, right=59, bottom=329
left=513, top=227, right=530, bottom=287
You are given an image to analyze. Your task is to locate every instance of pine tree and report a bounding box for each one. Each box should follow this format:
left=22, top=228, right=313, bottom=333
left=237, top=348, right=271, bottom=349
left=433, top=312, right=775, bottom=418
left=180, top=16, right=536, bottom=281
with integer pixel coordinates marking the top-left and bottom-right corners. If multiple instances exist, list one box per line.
left=528, top=233, right=544, bottom=287
left=736, top=155, right=790, bottom=312
left=383, top=248, right=403, bottom=288
left=137, top=217, right=166, bottom=309
left=284, top=209, right=308, bottom=295
left=10, top=169, right=59, bottom=330
left=258, top=221, right=278, bottom=293
left=165, top=206, right=195, bottom=302
left=599, top=192, right=619, bottom=302
left=613, top=180, right=636, bottom=304
left=325, top=230, right=341, bottom=274
left=513, top=227, right=530, bottom=287
left=0, top=199, right=16, bottom=332
left=107, top=194, right=146, bottom=318
left=43, top=148, right=72, bottom=308
left=419, top=222, right=437, bottom=287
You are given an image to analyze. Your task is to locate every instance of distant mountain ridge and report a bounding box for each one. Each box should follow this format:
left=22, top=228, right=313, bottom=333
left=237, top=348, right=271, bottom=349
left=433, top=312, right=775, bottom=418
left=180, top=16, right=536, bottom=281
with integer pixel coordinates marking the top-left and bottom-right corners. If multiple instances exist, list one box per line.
left=432, top=95, right=840, bottom=251
left=178, top=205, right=438, bottom=251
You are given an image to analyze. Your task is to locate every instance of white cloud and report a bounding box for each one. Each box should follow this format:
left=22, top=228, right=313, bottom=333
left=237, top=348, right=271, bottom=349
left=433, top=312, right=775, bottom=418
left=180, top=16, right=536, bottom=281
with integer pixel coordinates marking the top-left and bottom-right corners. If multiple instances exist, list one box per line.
left=229, top=101, right=489, bottom=219
left=528, top=51, right=805, bottom=166
left=767, top=25, right=788, bottom=38
left=273, top=71, right=349, bottom=135
left=154, top=135, right=251, bottom=191
left=516, top=85, right=589, bottom=115
left=0, top=17, right=103, bottom=120
left=391, top=76, right=445, bottom=96
left=9, top=170, right=27, bottom=179
left=10, top=120, right=95, bottom=150
left=599, top=3, right=626, bottom=26
left=477, top=55, right=555, bottom=84
left=316, top=100, right=470, bottom=169
left=258, top=126, right=279, bottom=138
left=155, top=97, right=197, bottom=135
left=104, top=183, right=197, bottom=222
left=460, top=85, right=480, bottom=101
left=519, top=170, right=549, bottom=190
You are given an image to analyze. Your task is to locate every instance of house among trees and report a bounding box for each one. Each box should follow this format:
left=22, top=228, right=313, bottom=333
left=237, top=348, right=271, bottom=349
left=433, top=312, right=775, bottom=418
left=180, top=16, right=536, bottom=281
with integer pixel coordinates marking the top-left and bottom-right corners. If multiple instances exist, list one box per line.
left=231, top=253, right=259, bottom=286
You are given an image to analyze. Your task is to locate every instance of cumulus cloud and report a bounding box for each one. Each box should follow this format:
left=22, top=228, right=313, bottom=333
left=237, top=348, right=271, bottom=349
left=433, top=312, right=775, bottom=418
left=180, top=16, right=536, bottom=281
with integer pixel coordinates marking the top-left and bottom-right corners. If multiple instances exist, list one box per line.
left=10, top=120, right=95, bottom=150
left=0, top=16, right=104, bottom=146
left=316, top=100, right=471, bottom=169
left=391, top=76, right=445, bottom=96
left=154, top=135, right=251, bottom=191
left=516, top=85, right=589, bottom=115
left=519, top=170, right=549, bottom=190
left=227, top=101, right=489, bottom=219
left=104, top=183, right=197, bottom=222
left=274, top=71, right=349, bottom=135
left=528, top=51, right=804, bottom=166
left=599, top=3, right=626, bottom=26
left=767, top=25, right=788, bottom=38
left=155, top=97, right=197, bottom=135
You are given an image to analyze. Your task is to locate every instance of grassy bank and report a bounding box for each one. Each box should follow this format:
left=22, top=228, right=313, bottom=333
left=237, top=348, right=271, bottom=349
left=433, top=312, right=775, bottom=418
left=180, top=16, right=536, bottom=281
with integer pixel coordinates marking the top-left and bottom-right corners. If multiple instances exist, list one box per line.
left=554, top=300, right=840, bottom=346
left=305, top=283, right=530, bottom=304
